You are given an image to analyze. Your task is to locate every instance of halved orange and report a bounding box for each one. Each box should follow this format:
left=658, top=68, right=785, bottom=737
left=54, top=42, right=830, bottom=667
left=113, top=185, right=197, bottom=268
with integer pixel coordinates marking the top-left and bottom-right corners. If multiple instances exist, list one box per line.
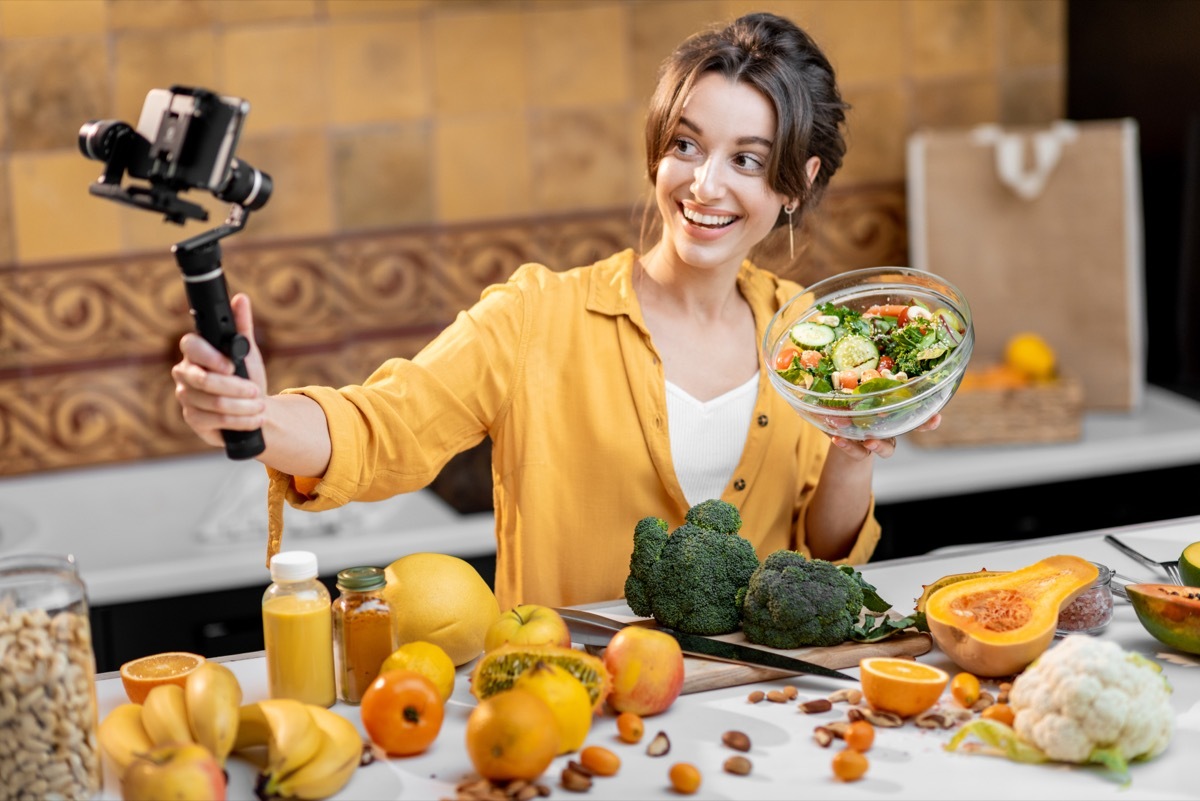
left=859, top=657, right=949, bottom=718
left=120, top=652, right=206, bottom=704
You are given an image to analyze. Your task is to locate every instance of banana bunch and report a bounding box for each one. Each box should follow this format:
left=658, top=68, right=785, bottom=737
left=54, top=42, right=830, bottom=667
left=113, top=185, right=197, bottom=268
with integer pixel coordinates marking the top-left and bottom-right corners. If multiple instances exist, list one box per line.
left=99, top=661, right=243, bottom=776
left=232, top=699, right=364, bottom=800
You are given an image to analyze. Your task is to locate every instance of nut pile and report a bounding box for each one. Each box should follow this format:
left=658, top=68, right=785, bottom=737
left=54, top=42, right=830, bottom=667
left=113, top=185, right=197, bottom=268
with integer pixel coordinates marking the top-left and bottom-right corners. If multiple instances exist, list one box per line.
left=0, top=603, right=100, bottom=800
left=446, top=777, right=552, bottom=801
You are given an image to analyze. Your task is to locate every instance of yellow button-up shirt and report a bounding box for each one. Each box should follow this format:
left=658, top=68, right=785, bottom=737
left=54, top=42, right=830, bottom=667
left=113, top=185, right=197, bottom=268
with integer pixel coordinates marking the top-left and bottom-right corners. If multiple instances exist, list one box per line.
left=267, top=249, right=880, bottom=609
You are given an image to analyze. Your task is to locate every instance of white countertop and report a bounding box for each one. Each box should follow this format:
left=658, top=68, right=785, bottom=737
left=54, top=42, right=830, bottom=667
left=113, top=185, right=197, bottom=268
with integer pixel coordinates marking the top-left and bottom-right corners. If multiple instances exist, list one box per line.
left=88, top=514, right=1200, bottom=800
left=874, top=384, right=1200, bottom=503
left=0, top=453, right=495, bottom=606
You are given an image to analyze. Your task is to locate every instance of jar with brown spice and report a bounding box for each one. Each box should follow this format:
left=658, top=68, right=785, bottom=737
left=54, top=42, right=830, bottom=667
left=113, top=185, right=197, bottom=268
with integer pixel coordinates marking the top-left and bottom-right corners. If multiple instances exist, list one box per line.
left=332, top=566, right=396, bottom=704
left=1056, top=561, right=1114, bottom=636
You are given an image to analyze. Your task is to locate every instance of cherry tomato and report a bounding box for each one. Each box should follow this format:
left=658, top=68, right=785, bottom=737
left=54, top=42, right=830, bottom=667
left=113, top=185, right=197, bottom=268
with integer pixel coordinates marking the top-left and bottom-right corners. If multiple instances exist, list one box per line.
left=774, top=348, right=800, bottom=371
left=896, top=307, right=910, bottom=327
left=878, top=355, right=895, bottom=372
left=360, top=668, right=445, bottom=756
left=800, top=350, right=823, bottom=369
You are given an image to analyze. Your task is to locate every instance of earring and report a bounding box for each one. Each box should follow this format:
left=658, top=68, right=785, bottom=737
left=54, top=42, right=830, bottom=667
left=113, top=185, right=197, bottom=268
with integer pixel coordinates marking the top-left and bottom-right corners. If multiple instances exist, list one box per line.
left=785, top=205, right=796, bottom=261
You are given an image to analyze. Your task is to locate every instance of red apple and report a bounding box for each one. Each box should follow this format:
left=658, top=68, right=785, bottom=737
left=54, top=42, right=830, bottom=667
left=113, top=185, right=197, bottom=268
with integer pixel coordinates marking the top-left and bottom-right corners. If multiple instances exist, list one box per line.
left=484, top=604, right=572, bottom=651
left=121, top=743, right=226, bottom=801
left=602, top=627, right=685, bottom=716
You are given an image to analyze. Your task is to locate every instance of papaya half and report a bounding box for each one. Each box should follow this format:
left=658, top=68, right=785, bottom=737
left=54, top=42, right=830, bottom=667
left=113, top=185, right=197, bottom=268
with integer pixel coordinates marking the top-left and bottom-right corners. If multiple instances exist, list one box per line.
left=1126, top=583, right=1200, bottom=655
left=924, top=555, right=1096, bottom=677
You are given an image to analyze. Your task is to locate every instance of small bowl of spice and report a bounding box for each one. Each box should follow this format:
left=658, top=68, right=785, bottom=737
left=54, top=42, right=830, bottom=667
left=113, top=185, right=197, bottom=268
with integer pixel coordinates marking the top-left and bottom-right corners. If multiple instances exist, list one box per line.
left=1056, top=561, right=1114, bottom=636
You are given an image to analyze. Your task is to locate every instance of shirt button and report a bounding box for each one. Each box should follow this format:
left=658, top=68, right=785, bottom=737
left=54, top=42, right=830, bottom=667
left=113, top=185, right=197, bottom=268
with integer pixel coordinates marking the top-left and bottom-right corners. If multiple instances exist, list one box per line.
left=733, top=478, right=746, bottom=491
left=757, top=414, right=769, bottom=427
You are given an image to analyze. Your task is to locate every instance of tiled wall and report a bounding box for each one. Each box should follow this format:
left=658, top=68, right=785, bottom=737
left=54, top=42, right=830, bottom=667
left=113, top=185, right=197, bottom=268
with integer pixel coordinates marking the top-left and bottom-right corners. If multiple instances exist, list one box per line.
left=0, top=0, right=1064, bottom=476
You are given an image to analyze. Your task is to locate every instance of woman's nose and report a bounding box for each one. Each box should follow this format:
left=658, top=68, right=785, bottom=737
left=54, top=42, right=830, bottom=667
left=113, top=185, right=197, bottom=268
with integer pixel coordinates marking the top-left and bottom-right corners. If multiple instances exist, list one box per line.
left=691, top=157, right=725, bottom=201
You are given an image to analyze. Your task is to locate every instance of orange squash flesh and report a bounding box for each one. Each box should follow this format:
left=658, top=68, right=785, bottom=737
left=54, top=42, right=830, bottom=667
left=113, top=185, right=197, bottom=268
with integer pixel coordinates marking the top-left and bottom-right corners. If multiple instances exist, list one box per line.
left=924, top=555, right=1097, bottom=677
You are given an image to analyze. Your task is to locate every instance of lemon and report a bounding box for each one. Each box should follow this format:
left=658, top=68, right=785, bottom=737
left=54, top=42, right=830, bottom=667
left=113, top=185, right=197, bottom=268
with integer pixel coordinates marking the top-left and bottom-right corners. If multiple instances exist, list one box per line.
left=382, top=553, right=501, bottom=666
left=514, top=661, right=594, bottom=754
left=1180, top=541, right=1200, bottom=587
left=1004, top=333, right=1056, bottom=380
left=380, top=641, right=456, bottom=701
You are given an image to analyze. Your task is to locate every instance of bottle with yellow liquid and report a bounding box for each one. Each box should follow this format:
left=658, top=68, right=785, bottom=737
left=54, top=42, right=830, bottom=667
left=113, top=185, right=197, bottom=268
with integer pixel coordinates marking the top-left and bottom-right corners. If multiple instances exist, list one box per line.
left=263, top=550, right=335, bottom=707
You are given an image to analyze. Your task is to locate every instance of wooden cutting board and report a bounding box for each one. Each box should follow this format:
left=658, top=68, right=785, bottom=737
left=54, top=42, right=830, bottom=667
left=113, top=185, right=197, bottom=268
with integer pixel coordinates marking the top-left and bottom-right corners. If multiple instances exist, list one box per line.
left=677, top=630, right=932, bottom=694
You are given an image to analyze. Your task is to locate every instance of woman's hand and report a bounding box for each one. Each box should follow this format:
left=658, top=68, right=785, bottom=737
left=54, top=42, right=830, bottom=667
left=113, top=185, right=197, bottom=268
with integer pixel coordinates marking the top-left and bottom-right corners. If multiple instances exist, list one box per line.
left=171, top=293, right=267, bottom=449
left=829, top=413, right=942, bottom=460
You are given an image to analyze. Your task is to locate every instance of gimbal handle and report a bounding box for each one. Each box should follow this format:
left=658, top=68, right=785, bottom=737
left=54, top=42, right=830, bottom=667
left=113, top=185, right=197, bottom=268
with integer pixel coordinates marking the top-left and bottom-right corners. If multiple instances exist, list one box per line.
left=172, top=207, right=265, bottom=460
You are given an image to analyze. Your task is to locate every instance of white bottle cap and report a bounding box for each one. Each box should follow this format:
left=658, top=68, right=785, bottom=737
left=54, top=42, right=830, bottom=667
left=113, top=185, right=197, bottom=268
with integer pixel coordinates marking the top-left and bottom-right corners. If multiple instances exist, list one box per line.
left=270, top=550, right=318, bottom=582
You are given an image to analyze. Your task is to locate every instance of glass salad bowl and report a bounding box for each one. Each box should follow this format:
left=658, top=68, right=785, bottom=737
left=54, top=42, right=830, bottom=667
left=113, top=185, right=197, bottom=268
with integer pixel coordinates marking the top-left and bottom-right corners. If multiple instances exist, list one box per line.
left=762, top=266, right=974, bottom=441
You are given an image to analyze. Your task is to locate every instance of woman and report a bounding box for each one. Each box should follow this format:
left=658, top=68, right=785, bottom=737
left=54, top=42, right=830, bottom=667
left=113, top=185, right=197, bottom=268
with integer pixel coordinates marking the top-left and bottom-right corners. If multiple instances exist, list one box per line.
left=172, top=12, right=935, bottom=609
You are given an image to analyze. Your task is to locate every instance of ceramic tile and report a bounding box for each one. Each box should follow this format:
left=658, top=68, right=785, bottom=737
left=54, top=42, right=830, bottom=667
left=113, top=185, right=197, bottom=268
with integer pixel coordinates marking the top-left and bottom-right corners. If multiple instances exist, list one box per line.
left=530, top=106, right=637, bottom=213
left=629, top=0, right=725, bottom=103
left=527, top=4, right=631, bottom=109
left=0, top=162, right=12, bottom=264
left=839, top=84, right=909, bottom=185
left=0, top=0, right=106, bottom=37
left=107, top=0, right=218, bottom=30
left=10, top=150, right=124, bottom=263
left=1001, top=0, right=1065, bottom=69
left=217, top=23, right=329, bottom=133
left=434, top=112, right=531, bottom=222
left=910, top=0, right=998, bottom=78
left=111, top=29, right=220, bottom=124
left=329, top=18, right=429, bottom=124
left=323, top=0, right=432, bottom=18
left=212, top=0, right=320, bottom=23
left=224, top=130, right=336, bottom=241
left=815, top=0, right=905, bottom=85
left=3, top=36, right=110, bottom=152
left=1001, top=68, right=1065, bottom=126
left=431, top=8, right=527, bottom=115
left=332, top=124, right=435, bottom=230
left=913, top=76, right=1001, bottom=130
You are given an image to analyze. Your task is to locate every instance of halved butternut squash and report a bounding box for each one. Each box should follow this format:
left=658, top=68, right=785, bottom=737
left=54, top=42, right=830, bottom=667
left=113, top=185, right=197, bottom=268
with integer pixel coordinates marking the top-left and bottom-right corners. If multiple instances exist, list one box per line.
left=924, top=555, right=1097, bottom=677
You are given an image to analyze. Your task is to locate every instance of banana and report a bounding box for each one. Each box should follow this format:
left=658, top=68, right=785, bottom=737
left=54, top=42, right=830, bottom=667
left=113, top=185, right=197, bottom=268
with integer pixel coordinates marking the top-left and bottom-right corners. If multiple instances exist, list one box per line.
left=233, top=702, right=271, bottom=751
left=244, top=699, right=324, bottom=781
left=268, top=706, right=365, bottom=800
left=140, top=683, right=195, bottom=747
left=97, top=703, right=154, bottom=777
left=185, top=661, right=244, bottom=766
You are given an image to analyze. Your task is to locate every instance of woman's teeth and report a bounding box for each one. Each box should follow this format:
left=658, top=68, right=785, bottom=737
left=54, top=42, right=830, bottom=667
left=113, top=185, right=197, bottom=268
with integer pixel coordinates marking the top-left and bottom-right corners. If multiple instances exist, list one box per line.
left=682, top=207, right=735, bottom=228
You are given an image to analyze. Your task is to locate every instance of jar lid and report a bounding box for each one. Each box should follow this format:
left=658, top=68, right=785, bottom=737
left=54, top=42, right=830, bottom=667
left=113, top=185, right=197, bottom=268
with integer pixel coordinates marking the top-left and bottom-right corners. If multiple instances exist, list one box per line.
left=336, top=566, right=386, bottom=591
left=270, top=551, right=318, bottom=582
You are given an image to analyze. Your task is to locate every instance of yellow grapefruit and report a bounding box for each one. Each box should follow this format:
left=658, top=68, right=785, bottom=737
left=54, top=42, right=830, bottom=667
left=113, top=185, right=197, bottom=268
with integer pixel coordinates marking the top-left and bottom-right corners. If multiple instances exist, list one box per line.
left=514, top=660, right=593, bottom=754
left=382, top=553, right=500, bottom=666
left=859, top=657, right=948, bottom=718
left=380, top=641, right=456, bottom=702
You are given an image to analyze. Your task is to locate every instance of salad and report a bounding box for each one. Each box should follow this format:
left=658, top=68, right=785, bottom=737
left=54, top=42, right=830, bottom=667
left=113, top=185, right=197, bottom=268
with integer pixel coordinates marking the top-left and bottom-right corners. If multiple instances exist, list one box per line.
left=771, top=300, right=967, bottom=406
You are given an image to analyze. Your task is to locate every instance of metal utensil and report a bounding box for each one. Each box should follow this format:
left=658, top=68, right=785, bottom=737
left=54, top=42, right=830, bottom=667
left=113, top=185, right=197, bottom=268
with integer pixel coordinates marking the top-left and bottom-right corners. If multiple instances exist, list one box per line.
left=553, top=607, right=857, bottom=683
left=1104, top=535, right=1183, bottom=584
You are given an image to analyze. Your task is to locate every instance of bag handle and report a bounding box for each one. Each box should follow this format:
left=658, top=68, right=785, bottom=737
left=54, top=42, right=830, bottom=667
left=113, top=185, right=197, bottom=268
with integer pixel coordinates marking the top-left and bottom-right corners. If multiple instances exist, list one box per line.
left=971, top=121, right=1080, bottom=200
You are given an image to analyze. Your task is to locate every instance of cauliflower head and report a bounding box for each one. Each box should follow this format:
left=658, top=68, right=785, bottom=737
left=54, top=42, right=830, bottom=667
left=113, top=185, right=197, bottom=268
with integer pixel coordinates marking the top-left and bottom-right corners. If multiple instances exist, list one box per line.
left=1008, top=635, right=1174, bottom=765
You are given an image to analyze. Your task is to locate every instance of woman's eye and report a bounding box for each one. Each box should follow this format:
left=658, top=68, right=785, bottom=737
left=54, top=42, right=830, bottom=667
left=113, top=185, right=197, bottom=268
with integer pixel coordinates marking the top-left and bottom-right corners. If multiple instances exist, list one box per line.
left=734, top=153, right=766, bottom=171
left=673, top=137, right=698, bottom=156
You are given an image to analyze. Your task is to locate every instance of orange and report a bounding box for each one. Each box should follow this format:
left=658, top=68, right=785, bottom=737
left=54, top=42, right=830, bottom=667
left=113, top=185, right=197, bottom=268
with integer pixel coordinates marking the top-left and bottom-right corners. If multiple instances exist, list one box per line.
left=120, top=652, right=206, bottom=704
left=465, top=689, right=559, bottom=783
left=858, top=657, right=949, bottom=718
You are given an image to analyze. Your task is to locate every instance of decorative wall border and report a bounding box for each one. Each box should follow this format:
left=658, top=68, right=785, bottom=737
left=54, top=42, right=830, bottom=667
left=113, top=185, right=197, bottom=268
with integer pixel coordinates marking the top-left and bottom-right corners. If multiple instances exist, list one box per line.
left=0, top=183, right=908, bottom=476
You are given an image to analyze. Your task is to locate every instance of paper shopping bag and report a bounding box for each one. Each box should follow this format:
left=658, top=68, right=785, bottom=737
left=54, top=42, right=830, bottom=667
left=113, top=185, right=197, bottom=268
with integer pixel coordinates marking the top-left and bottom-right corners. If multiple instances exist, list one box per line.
left=907, top=119, right=1145, bottom=410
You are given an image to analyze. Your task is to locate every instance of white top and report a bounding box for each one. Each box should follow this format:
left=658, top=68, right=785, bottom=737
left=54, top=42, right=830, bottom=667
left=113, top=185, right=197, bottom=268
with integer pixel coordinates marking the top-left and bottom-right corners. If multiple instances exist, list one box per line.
left=269, top=550, right=318, bottom=582
left=665, top=374, right=759, bottom=506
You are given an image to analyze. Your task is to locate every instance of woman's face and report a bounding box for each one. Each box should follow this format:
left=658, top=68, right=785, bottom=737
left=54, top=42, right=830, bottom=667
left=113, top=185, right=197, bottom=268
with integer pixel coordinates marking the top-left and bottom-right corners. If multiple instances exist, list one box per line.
left=654, top=73, right=793, bottom=274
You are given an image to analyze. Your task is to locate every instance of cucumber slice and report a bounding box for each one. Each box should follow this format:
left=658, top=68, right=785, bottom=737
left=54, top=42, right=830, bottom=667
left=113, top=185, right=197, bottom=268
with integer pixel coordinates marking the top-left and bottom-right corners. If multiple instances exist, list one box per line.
left=831, top=334, right=879, bottom=372
left=789, top=322, right=836, bottom=349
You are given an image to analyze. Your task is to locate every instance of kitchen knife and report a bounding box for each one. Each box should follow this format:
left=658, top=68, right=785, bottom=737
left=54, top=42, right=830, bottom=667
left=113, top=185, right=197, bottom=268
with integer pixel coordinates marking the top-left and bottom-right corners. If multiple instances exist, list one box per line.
left=553, top=607, right=857, bottom=683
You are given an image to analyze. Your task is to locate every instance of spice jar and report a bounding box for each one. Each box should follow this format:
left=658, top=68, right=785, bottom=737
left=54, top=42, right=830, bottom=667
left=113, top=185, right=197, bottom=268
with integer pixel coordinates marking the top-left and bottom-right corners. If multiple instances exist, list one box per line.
left=0, top=554, right=101, bottom=799
left=1056, top=561, right=1114, bottom=636
left=332, top=566, right=396, bottom=704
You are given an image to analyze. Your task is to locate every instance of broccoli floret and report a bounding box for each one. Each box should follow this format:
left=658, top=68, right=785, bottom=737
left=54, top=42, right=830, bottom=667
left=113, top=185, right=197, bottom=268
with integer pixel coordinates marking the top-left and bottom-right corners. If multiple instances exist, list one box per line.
left=684, top=498, right=743, bottom=535
left=740, top=550, right=865, bottom=649
left=624, top=516, right=669, bottom=617
left=621, top=502, right=759, bottom=635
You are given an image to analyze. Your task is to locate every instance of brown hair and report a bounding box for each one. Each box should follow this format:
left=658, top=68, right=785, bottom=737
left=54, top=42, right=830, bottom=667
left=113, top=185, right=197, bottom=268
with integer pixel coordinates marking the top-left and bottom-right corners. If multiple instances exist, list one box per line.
left=644, top=12, right=849, bottom=228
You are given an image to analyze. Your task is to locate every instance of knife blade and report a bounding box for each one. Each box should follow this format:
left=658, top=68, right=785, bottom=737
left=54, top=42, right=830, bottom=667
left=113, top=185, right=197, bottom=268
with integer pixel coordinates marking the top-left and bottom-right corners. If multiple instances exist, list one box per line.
left=554, top=607, right=857, bottom=683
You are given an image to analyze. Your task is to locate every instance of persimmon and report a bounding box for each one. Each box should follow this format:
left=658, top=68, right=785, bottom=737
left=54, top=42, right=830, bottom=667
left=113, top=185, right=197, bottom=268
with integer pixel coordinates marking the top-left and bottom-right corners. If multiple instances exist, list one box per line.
left=360, top=669, right=444, bottom=756
left=465, top=689, right=559, bottom=782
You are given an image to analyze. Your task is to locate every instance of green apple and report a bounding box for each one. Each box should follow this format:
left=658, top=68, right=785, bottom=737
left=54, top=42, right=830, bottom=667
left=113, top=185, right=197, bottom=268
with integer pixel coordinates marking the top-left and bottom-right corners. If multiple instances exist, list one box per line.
left=121, top=743, right=226, bottom=801
left=483, top=604, right=571, bottom=651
